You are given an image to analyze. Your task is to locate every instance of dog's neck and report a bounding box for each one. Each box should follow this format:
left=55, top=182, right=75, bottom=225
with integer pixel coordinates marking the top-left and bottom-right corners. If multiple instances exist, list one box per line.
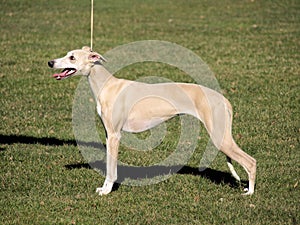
left=88, top=63, right=115, bottom=98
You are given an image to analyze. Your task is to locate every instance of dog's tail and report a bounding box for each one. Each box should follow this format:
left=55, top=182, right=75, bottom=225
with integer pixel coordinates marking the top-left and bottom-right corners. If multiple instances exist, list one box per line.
left=226, top=156, right=241, bottom=181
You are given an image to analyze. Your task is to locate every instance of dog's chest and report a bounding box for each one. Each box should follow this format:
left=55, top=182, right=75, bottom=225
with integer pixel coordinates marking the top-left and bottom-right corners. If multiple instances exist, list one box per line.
left=96, top=102, right=102, bottom=116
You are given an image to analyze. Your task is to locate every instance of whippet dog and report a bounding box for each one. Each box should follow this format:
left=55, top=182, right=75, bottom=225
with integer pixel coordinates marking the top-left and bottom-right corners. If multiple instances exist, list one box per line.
left=48, top=46, right=256, bottom=196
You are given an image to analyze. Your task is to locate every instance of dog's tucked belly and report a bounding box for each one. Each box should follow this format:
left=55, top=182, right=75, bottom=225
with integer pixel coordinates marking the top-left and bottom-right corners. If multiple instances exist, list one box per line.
left=122, top=116, right=173, bottom=133
left=121, top=96, right=177, bottom=132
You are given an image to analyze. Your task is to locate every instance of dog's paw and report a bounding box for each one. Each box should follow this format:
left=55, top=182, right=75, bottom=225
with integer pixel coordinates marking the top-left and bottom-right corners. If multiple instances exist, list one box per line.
left=96, top=180, right=114, bottom=196
left=241, top=188, right=254, bottom=196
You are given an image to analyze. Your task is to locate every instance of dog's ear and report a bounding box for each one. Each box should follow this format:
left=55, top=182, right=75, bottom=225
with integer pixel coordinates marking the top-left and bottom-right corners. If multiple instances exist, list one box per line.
left=82, top=46, right=92, bottom=52
left=88, top=52, right=107, bottom=63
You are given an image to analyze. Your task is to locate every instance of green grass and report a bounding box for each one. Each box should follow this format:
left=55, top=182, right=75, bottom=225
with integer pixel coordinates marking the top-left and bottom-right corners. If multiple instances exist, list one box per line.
left=1, top=0, right=299, bottom=224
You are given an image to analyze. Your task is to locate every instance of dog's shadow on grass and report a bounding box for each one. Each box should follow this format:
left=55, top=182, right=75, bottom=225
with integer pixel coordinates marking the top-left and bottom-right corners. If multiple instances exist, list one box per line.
left=65, top=160, right=246, bottom=191
left=0, top=134, right=77, bottom=148
left=0, top=134, right=245, bottom=190
left=0, top=134, right=101, bottom=150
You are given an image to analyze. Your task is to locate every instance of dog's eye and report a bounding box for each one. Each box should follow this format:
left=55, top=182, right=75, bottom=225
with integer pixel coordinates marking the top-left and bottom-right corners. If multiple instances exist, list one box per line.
left=69, top=56, right=76, bottom=61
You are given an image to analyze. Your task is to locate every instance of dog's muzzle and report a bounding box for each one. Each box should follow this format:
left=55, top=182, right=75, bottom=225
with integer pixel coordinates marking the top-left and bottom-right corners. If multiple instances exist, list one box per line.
left=48, top=60, right=77, bottom=80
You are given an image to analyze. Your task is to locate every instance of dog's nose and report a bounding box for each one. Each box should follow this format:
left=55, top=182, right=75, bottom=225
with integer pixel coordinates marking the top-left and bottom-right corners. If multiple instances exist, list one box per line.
left=48, top=60, right=55, bottom=68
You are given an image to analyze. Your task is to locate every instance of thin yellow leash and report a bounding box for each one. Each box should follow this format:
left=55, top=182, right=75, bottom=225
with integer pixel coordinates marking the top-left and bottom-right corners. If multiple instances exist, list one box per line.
left=90, top=0, right=94, bottom=50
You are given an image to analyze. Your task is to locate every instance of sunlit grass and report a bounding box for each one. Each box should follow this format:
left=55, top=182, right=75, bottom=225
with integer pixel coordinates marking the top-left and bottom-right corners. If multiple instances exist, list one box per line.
left=0, top=0, right=299, bottom=224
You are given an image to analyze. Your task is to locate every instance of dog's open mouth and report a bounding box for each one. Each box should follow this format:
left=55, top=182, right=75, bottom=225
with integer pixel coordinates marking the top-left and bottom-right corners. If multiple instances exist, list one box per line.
left=53, top=68, right=77, bottom=80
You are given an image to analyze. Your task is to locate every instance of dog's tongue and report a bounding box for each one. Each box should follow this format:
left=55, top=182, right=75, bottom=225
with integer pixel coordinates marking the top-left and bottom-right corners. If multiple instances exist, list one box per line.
left=53, top=70, right=69, bottom=80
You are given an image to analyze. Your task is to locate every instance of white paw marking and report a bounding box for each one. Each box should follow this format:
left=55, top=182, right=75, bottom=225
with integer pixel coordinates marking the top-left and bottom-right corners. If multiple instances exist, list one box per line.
left=241, top=187, right=254, bottom=196
left=96, top=180, right=114, bottom=196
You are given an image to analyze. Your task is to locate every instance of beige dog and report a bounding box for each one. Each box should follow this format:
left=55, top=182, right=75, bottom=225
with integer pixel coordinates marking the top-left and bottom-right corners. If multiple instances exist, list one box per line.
left=48, top=46, right=256, bottom=196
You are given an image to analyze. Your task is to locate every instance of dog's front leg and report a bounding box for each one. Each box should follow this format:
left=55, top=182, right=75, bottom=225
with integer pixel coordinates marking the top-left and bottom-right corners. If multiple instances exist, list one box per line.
left=96, top=133, right=120, bottom=196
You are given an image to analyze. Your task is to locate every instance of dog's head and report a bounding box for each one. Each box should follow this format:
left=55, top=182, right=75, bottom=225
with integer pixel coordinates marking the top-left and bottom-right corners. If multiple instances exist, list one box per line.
left=48, top=46, right=106, bottom=80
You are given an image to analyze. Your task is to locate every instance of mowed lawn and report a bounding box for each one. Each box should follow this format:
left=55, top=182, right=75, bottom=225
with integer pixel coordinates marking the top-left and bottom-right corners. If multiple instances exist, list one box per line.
left=0, top=0, right=299, bottom=224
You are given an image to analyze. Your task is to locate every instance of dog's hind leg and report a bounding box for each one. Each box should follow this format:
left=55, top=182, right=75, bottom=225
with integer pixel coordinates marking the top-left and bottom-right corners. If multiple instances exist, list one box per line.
left=220, top=140, right=256, bottom=195
left=202, top=95, right=256, bottom=195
